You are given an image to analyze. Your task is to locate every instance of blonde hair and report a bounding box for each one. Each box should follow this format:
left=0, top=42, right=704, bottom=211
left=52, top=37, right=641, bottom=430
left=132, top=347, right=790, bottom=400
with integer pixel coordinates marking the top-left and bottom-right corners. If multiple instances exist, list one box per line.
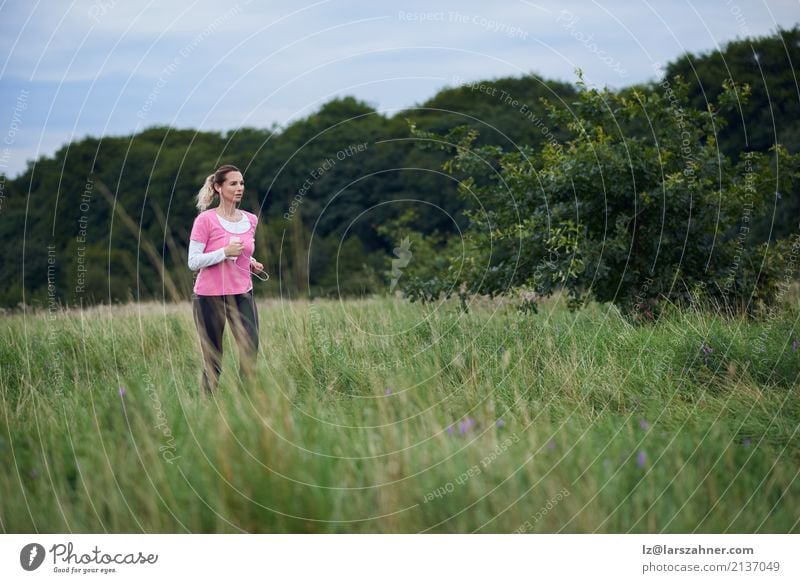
left=196, top=164, right=241, bottom=212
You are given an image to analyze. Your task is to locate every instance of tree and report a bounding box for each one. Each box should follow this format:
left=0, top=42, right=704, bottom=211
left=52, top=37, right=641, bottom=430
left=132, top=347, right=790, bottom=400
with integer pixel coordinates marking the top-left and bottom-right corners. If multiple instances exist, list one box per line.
left=397, top=75, right=799, bottom=314
left=666, top=26, right=800, bottom=243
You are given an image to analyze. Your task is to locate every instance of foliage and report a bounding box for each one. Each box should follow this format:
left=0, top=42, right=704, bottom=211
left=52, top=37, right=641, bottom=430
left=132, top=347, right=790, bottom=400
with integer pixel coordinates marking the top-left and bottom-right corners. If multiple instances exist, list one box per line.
left=396, top=76, right=800, bottom=314
left=2, top=29, right=799, bottom=309
left=666, top=26, right=800, bottom=157
left=665, top=26, right=800, bottom=242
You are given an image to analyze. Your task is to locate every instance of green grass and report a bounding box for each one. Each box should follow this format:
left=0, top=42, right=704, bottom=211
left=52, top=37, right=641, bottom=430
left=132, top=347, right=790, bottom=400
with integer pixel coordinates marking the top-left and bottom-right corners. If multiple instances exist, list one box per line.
left=1, top=295, right=798, bottom=533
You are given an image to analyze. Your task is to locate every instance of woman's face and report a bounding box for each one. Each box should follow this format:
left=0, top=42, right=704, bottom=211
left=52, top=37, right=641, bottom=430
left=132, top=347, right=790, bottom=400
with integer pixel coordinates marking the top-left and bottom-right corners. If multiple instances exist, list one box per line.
left=215, top=171, right=244, bottom=205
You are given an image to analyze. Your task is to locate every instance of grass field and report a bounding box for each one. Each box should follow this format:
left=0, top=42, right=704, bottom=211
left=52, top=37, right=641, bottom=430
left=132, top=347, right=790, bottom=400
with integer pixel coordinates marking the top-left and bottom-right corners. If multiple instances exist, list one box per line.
left=1, top=295, right=798, bottom=533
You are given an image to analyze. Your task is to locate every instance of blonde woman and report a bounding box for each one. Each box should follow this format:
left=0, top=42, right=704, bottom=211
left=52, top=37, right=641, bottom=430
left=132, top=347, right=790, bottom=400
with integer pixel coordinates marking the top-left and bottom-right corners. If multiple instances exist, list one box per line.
left=188, top=164, right=265, bottom=393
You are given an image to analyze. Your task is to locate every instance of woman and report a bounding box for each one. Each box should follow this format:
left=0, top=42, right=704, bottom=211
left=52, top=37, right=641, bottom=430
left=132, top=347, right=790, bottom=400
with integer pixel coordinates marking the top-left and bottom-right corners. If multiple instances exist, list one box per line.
left=188, top=164, right=265, bottom=393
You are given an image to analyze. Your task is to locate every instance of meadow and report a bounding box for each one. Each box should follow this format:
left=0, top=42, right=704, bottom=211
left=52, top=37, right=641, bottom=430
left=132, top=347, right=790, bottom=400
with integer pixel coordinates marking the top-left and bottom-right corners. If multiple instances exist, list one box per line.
left=1, top=295, right=798, bottom=533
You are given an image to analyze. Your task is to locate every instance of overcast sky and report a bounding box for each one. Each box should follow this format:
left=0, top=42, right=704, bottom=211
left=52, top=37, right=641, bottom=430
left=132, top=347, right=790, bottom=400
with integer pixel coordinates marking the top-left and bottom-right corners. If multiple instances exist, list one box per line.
left=0, top=0, right=796, bottom=178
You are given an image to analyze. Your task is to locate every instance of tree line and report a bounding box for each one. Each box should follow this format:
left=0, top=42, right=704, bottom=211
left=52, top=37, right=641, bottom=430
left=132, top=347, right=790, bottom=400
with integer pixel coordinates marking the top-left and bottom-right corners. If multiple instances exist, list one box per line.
left=1, top=27, right=798, bottom=311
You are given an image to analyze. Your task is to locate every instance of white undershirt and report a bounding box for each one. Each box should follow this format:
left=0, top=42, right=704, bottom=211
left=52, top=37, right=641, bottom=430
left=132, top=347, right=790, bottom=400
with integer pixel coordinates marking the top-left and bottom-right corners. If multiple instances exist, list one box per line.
left=216, top=213, right=250, bottom=233
left=187, top=213, right=251, bottom=272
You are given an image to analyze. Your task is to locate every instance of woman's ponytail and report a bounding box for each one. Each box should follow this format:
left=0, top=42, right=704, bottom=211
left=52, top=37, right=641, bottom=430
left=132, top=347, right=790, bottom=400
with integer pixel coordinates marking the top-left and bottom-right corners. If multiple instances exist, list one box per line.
left=196, top=174, right=217, bottom=212
left=195, top=164, right=240, bottom=212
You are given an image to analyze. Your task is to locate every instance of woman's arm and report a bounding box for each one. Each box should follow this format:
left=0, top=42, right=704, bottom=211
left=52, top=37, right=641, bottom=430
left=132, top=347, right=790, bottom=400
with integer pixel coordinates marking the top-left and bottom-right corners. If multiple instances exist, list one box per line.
left=248, top=214, right=263, bottom=272
left=188, top=240, right=227, bottom=271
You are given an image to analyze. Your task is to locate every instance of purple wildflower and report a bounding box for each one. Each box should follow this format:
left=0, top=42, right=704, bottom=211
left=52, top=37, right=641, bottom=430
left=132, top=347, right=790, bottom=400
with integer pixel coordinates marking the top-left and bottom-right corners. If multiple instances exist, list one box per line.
left=547, top=439, right=556, bottom=451
left=118, top=386, right=126, bottom=398
left=446, top=425, right=454, bottom=436
left=636, top=450, right=646, bottom=469
left=459, top=420, right=468, bottom=435
left=496, top=419, right=505, bottom=429
left=701, top=343, right=715, bottom=366
left=742, top=438, right=751, bottom=448
left=385, top=387, right=392, bottom=395
left=639, top=419, right=650, bottom=431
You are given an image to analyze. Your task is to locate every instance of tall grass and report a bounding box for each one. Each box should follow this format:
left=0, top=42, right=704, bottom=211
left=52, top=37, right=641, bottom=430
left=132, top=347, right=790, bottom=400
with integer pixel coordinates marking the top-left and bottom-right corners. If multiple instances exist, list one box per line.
left=1, top=296, right=798, bottom=533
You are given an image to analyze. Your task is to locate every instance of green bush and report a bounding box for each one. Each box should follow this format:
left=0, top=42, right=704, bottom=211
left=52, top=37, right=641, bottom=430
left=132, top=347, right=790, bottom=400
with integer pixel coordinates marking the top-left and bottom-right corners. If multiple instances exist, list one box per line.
left=399, top=76, right=800, bottom=314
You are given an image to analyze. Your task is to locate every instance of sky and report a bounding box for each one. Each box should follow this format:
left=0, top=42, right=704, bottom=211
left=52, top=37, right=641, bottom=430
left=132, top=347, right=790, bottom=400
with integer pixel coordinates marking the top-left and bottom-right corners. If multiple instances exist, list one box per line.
left=0, top=0, right=797, bottom=178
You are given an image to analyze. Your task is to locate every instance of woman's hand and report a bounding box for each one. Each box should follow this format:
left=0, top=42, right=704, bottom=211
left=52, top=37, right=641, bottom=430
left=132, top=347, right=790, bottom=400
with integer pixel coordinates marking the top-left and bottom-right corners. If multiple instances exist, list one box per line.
left=224, top=240, right=244, bottom=257
left=250, top=257, right=264, bottom=273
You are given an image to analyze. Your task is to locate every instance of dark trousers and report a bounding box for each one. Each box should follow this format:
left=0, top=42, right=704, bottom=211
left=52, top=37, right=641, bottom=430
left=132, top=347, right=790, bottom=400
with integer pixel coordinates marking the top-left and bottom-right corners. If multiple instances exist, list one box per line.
left=192, top=292, right=259, bottom=393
